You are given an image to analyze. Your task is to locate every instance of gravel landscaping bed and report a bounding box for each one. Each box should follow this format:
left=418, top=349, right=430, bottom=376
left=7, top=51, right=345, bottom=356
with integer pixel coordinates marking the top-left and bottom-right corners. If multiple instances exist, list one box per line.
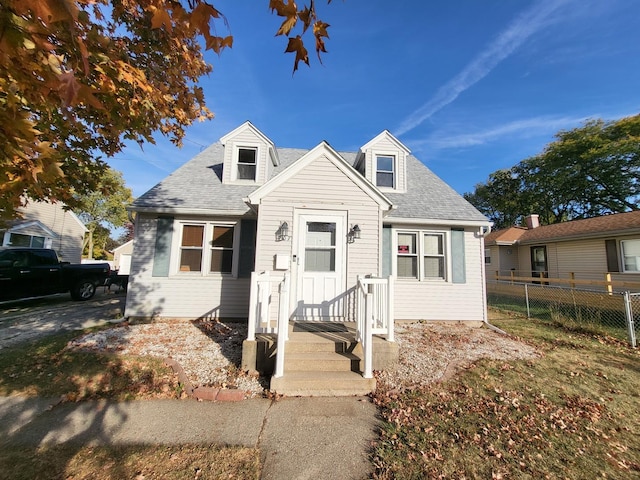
left=68, top=317, right=538, bottom=397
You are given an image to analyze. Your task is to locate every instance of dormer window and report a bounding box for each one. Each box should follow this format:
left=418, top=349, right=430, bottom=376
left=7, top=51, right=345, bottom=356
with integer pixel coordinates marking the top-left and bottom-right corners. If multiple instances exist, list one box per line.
left=237, top=148, right=257, bottom=180
left=376, top=155, right=395, bottom=188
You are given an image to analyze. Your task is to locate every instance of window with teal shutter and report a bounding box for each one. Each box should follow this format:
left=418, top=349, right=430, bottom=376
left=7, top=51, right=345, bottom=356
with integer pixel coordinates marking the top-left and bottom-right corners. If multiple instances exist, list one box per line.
left=152, top=216, right=174, bottom=277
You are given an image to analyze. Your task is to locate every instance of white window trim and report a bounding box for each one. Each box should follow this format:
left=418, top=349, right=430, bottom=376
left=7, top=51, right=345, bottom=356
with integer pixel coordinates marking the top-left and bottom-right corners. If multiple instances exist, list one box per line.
left=393, top=229, right=450, bottom=282
left=484, top=248, right=491, bottom=264
left=170, top=220, right=240, bottom=277
left=620, top=239, right=640, bottom=273
left=231, top=143, right=261, bottom=183
left=375, top=152, right=396, bottom=190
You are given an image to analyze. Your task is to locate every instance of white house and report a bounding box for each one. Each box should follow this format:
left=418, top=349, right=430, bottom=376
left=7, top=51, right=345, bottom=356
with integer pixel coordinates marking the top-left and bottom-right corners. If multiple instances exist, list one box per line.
left=124, top=122, right=491, bottom=395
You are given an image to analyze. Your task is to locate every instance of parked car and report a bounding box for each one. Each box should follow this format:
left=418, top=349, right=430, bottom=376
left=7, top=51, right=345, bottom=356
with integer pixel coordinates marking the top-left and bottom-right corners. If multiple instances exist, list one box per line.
left=0, top=247, right=110, bottom=301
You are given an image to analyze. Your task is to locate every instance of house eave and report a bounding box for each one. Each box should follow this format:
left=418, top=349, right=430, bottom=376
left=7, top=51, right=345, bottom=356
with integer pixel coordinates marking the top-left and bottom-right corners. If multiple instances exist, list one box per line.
left=128, top=206, right=254, bottom=217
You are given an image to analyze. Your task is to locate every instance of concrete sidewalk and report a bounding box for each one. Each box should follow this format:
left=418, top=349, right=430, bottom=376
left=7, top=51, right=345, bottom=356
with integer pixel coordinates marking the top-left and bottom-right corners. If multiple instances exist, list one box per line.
left=0, top=395, right=379, bottom=480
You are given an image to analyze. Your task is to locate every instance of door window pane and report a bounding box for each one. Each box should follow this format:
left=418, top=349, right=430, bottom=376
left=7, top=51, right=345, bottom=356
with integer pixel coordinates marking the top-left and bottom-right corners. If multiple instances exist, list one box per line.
left=305, top=222, right=336, bottom=272
left=305, top=249, right=336, bottom=272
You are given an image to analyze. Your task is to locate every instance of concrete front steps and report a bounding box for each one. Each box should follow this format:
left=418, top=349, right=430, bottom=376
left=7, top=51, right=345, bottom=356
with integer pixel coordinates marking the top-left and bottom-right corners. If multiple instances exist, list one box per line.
left=270, top=326, right=377, bottom=397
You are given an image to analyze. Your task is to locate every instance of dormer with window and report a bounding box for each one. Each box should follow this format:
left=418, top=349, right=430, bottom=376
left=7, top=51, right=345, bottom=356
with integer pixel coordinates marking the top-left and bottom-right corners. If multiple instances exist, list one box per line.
left=357, top=130, right=410, bottom=193
left=220, top=121, right=279, bottom=185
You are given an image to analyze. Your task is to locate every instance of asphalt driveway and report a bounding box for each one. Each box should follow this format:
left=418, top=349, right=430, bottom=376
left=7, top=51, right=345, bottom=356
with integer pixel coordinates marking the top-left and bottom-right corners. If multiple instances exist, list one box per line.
left=0, top=290, right=126, bottom=350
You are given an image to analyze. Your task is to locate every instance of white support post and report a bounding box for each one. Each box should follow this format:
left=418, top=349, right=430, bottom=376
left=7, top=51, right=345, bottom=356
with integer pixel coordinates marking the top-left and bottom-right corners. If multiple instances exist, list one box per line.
left=356, top=275, right=363, bottom=342
left=387, top=275, right=395, bottom=342
left=363, top=292, right=373, bottom=379
left=280, top=272, right=290, bottom=341
left=274, top=273, right=290, bottom=378
left=259, top=271, right=270, bottom=331
left=247, top=272, right=258, bottom=341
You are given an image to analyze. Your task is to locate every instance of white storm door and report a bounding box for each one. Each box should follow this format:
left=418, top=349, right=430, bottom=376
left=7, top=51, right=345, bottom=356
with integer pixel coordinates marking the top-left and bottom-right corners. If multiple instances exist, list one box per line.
left=296, top=213, right=346, bottom=320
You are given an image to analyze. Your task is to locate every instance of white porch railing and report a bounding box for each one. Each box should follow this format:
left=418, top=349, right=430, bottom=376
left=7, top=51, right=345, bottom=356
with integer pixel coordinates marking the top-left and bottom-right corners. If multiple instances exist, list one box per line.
left=356, top=275, right=395, bottom=379
left=247, top=271, right=291, bottom=378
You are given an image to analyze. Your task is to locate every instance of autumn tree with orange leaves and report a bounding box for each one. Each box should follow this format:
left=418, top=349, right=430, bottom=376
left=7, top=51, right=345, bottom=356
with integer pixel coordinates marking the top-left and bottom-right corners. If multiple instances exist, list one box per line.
left=0, top=0, right=332, bottom=221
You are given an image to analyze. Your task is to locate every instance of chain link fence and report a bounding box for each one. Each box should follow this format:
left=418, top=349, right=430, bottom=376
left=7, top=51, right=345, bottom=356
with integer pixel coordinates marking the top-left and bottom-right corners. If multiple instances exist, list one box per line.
left=487, top=281, right=638, bottom=347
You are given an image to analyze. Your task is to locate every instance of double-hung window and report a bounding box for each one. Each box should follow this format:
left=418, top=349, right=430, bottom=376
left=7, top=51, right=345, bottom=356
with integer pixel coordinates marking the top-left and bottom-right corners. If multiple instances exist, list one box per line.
left=397, top=232, right=417, bottom=278
left=396, top=230, right=447, bottom=281
left=237, top=147, right=257, bottom=181
left=178, top=223, right=235, bottom=274
left=376, top=155, right=395, bottom=188
left=621, top=239, right=640, bottom=272
left=423, top=233, right=445, bottom=278
left=210, top=226, right=234, bottom=273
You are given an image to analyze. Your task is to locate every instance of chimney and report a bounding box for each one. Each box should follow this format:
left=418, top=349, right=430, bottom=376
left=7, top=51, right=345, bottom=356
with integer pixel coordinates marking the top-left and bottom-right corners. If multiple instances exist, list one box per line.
left=525, top=214, right=540, bottom=229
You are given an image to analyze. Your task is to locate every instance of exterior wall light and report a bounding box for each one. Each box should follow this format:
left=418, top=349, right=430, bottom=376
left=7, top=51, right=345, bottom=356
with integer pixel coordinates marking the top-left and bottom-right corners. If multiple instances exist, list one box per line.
left=276, top=221, right=289, bottom=241
left=348, top=224, right=361, bottom=243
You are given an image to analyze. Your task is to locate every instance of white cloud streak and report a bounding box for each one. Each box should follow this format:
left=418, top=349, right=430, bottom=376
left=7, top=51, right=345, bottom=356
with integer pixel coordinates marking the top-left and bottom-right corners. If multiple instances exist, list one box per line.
left=395, top=0, right=571, bottom=137
left=426, top=114, right=590, bottom=150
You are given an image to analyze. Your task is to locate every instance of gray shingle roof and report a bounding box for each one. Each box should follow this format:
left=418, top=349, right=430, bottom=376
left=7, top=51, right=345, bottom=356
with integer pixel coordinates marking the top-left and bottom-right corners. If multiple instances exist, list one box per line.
left=132, top=143, right=487, bottom=223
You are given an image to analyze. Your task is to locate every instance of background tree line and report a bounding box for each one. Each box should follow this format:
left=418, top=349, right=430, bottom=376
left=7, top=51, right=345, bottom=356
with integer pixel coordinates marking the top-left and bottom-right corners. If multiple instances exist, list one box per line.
left=464, top=114, right=640, bottom=229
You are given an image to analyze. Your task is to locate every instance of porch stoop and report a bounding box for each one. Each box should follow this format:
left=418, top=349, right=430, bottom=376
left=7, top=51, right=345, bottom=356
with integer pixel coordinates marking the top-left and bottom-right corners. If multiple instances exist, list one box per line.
left=269, top=322, right=381, bottom=397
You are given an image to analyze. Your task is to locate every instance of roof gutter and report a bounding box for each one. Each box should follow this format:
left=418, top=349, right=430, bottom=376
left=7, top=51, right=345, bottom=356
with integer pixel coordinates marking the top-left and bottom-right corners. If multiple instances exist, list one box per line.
left=128, top=206, right=254, bottom=217
left=386, top=217, right=492, bottom=228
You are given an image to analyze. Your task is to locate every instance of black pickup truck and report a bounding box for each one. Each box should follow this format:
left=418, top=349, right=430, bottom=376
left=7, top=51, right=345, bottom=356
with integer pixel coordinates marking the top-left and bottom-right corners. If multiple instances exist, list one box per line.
left=0, top=247, right=110, bottom=301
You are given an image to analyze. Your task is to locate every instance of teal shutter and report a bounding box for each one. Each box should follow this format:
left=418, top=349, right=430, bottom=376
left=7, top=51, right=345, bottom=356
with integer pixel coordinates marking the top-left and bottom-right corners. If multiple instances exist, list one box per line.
left=152, top=216, right=174, bottom=277
left=451, top=228, right=466, bottom=284
left=238, top=219, right=257, bottom=278
left=382, top=225, right=392, bottom=277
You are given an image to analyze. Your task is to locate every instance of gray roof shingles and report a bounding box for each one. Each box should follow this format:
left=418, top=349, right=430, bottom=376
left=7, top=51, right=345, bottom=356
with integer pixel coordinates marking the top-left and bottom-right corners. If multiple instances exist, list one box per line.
left=132, top=143, right=487, bottom=223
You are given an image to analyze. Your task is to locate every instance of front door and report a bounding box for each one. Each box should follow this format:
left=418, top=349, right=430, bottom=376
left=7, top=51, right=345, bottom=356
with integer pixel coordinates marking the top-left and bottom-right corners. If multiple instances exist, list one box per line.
left=530, top=246, right=548, bottom=283
left=295, top=212, right=346, bottom=320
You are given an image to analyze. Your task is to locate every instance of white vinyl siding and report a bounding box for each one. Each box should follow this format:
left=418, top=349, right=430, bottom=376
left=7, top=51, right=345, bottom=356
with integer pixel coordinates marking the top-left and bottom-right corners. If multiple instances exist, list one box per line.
left=125, top=214, right=251, bottom=319
left=394, top=227, right=485, bottom=321
left=361, top=134, right=407, bottom=193
left=254, top=155, right=381, bottom=321
left=222, top=127, right=270, bottom=185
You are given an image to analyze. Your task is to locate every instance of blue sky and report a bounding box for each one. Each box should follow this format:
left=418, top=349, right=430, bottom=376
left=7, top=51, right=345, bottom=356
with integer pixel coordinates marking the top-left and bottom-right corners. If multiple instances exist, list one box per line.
left=108, top=0, right=640, bottom=199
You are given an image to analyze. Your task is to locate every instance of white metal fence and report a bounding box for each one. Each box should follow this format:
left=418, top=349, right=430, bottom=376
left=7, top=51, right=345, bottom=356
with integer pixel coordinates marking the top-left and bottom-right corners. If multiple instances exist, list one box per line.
left=487, top=281, right=638, bottom=347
